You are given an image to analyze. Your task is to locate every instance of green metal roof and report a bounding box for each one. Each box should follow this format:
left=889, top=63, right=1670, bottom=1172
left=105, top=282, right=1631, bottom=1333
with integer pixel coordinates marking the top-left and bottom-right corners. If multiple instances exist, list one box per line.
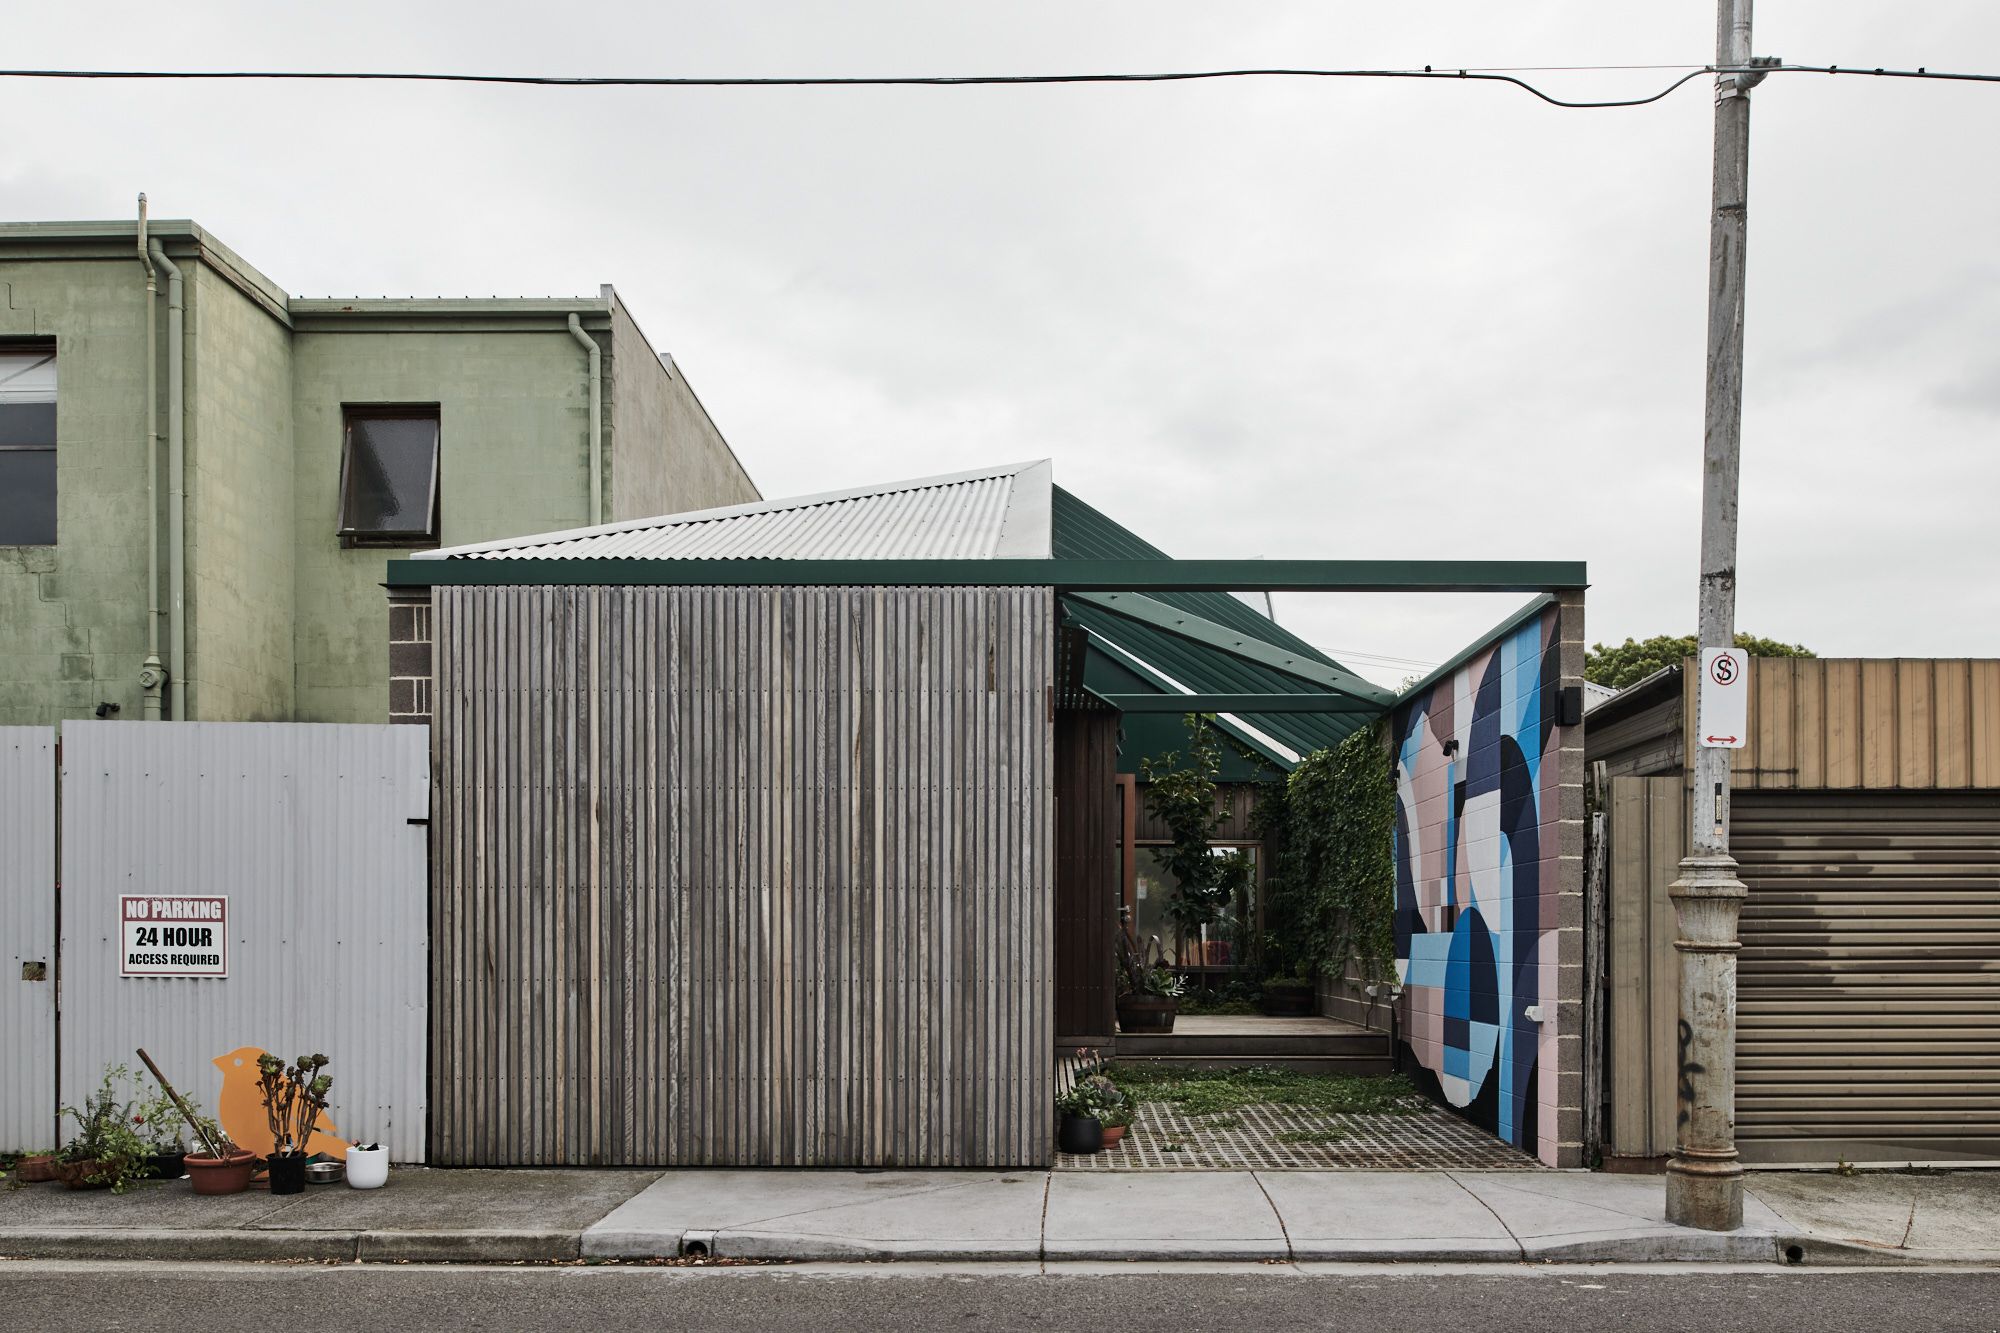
left=1051, top=486, right=1380, bottom=765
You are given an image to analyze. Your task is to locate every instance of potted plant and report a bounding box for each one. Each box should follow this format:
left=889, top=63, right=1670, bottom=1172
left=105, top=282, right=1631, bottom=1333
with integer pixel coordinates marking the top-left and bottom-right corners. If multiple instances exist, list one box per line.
left=1260, top=974, right=1317, bottom=1017
left=345, top=1141, right=389, bottom=1190
left=256, top=1052, right=333, bottom=1196
left=1116, top=962, right=1185, bottom=1033
left=184, top=1114, right=256, bottom=1196
left=1055, top=1083, right=1106, bottom=1155
left=1075, top=1073, right=1135, bottom=1148
left=9, top=1150, right=59, bottom=1184
left=54, top=1065, right=148, bottom=1192
left=134, top=1089, right=191, bottom=1179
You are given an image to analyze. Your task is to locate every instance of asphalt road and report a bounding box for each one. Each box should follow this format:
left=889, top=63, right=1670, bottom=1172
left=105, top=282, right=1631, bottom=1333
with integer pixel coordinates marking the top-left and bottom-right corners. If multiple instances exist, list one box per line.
left=4, top=1260, right=1998, bottom=1332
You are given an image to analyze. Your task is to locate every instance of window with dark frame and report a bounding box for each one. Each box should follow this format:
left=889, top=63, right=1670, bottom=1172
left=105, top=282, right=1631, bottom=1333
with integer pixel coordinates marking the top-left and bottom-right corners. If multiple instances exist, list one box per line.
left=338, top=406, right=440, bottom=546
left=0, top=345, right=58, bottom=545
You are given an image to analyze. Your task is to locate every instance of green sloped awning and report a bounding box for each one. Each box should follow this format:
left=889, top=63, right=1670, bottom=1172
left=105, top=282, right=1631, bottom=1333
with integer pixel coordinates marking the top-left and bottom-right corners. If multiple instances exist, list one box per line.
left=1052, top=486, right=1386, bottom=767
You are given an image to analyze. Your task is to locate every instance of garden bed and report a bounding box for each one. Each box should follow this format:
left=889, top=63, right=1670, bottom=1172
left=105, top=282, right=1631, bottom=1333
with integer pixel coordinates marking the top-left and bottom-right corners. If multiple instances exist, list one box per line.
left=1055, top=1064, right=1542, bottom=1171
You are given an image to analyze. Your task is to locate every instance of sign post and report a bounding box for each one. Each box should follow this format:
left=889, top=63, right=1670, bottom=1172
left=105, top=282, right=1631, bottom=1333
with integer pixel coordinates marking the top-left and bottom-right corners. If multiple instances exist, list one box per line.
left=120, top=895, right=229, bottom=979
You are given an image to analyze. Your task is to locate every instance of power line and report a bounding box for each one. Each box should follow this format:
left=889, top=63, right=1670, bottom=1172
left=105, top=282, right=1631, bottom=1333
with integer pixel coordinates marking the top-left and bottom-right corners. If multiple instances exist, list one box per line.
left=0, top=61, right=1991, bottom=110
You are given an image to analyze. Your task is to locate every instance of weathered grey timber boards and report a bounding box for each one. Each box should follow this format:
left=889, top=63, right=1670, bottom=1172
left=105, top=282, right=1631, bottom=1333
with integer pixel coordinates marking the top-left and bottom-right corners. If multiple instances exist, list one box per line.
left=430, top=585, right=1055, bottom=1167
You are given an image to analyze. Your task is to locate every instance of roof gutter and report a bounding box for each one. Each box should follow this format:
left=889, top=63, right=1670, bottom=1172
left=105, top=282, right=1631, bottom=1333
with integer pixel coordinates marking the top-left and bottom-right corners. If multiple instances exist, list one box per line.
left=149, top=237, right=187, bottom=719
left=136, top=196, right=166, bottom=719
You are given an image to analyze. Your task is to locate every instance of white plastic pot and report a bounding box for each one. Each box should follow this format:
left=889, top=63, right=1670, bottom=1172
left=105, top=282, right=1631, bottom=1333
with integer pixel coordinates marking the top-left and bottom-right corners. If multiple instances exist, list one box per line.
left=345, top=1145, right=389, bottom=1190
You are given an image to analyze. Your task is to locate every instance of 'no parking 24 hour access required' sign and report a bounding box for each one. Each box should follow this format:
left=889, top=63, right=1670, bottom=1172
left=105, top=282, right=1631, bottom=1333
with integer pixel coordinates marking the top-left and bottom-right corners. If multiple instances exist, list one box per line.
left=121, top=895, right=229, bottom=978
left=1697, top=648, right=1749, bottom=750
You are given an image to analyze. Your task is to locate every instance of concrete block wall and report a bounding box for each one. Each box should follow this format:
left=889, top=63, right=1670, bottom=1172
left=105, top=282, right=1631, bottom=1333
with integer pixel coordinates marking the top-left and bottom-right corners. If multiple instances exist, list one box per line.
left=0, top=254, right=156, bottom=723
left=1, top=222, right=759, bottom=729
left=185, top=261, right=296, bottom=720
left=290, top=323, right=599, bottom=723
left=606, top=292, right=759, bottom=521
left=1387, top=595, right=1586, bottom=1168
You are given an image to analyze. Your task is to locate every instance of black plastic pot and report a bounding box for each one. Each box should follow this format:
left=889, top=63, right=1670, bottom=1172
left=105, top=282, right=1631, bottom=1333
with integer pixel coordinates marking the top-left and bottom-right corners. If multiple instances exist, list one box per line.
left=1057, top=1113, right=1104, bottom=1155
left=267, top=1153, right=309, bottom=1195
left=1259, top=984, right=1315, bottom=1017
left=146, top=1151, right=187, bottom=1180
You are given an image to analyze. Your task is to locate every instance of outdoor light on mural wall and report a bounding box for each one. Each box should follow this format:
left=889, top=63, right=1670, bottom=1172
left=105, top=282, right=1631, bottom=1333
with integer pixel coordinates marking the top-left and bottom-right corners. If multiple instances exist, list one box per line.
left=1439, top=738, right=1459, bottom=759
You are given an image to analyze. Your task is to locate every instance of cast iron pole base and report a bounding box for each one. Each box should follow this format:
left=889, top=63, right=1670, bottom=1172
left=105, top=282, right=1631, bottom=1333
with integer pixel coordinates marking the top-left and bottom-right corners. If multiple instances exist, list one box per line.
left=1666, top=853, right=1747, bottom=1232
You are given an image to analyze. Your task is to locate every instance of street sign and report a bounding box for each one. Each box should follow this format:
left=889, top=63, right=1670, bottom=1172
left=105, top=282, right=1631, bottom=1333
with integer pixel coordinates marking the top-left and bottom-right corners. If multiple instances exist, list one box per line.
left=120, top=895, right=229, bottom=978
left=1696, top=648, right=1748, bottom=749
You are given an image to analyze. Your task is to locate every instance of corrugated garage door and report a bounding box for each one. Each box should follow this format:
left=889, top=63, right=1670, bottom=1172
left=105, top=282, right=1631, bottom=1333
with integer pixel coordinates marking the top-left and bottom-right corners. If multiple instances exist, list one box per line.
left=1735, top=791, right=2000, bottom=1164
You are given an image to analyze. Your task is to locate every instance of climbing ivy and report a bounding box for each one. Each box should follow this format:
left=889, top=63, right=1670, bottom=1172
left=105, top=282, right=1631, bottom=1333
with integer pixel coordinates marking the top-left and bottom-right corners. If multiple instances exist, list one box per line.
left=1259, top=722, right=1398, bottom=983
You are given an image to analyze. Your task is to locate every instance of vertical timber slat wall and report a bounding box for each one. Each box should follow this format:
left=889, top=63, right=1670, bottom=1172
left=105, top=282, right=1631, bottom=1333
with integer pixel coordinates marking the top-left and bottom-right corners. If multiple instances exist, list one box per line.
left=430, top=584, right=1055, bottom=1166
left=1053, top=710, right=1118, bottom=1044
left=1683, top=658, right=2000, bottom=791
left=1603, top=776, right=1686, bottom=1164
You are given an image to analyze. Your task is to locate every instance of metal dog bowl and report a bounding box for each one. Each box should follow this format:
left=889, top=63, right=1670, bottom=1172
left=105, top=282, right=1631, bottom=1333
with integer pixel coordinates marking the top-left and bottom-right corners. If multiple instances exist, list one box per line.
left=304, top=1160, right=345, bottom=1185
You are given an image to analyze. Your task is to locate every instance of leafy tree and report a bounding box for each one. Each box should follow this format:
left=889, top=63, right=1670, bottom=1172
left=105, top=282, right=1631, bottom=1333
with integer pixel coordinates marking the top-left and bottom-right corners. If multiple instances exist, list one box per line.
left=1585, top=633, right=1813, bottom=690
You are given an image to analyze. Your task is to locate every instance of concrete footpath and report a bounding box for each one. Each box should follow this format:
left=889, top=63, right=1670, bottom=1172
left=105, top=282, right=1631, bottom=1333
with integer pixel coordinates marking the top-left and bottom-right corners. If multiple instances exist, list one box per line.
left=3, top=1166, right=1996, bottom=1267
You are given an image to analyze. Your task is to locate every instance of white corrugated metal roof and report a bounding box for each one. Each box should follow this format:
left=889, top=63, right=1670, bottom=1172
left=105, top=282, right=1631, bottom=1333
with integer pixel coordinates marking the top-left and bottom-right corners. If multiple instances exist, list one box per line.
left=416, top=459, right=1053, bottom=561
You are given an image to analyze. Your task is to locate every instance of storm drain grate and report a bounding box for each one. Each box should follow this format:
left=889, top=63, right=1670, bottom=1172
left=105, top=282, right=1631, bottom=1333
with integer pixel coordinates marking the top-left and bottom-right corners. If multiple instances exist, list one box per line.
left=1056, top=1098, right=1543, bottom=1171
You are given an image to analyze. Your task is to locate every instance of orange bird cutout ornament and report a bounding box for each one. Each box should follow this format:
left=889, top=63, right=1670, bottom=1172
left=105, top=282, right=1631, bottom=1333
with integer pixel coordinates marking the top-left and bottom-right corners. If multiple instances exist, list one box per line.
left=212, top=1047, right=349, bottom=1161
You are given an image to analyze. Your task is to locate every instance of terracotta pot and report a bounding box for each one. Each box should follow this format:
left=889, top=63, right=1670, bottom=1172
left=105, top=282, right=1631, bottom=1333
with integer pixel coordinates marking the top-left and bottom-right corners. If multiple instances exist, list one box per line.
left=56, top=1158, right=111, bottom=1190
left=1116, top=995, right=1178, bottom=1034
left=13, top=1154, right=57, bottom=1184
left=1100, top=1124, right=1127, bottom=1148
left=1057, top=1113, right=1103, bottom=1155
left=186, top=1150, right=257, bottom=1196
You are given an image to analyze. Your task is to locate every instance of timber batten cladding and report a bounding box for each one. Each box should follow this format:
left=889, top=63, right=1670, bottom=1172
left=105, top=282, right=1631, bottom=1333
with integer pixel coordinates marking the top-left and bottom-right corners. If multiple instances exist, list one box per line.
left=430, top=584, right=1054, bottom=1166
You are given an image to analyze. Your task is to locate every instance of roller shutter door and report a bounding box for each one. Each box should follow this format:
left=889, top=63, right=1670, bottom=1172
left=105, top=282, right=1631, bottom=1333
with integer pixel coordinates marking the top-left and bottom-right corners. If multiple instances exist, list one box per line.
left=1735, top=791, right=2000, bottom=1164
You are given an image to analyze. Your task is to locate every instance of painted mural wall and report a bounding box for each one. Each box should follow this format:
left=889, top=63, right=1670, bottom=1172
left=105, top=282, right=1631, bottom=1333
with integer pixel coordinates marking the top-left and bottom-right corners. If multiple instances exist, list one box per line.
left=1392, top=604, right=1573, bottom=1167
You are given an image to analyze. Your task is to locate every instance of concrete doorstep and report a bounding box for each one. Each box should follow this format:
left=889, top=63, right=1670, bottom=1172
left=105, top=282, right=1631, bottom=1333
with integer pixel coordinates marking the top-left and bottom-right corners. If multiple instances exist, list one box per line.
left=6, top=1165, right=1996, bottom=1268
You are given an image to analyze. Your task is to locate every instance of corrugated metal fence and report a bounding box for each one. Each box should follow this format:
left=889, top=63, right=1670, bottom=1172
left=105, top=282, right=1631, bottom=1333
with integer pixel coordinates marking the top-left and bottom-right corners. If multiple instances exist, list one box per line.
left=0, top=728, right=56, bottom=1152
left=430, top=584, right=1054, bottom=1167
left=59, top=722, right=430, bottom=1161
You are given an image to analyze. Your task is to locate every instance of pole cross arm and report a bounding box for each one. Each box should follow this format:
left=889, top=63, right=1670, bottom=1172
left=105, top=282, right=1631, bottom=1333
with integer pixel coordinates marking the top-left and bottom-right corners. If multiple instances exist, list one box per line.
left=1065, top=590, right=1397, bottom=707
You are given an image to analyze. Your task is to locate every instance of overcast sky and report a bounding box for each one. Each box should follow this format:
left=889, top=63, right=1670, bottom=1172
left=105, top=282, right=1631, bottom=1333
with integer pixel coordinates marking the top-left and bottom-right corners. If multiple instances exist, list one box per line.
left=6, top=2, right=1997, bottom=685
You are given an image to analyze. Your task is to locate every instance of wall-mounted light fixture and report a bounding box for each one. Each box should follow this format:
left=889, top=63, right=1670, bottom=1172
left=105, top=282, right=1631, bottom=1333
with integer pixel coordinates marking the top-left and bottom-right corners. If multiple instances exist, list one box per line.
left=1440, top=737, right=1459, bottom=759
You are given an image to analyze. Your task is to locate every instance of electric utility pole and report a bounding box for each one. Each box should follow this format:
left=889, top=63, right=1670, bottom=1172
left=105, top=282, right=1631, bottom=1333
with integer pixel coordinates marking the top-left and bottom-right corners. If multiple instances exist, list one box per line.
left=1666, top=0, right=1777, bottom=1232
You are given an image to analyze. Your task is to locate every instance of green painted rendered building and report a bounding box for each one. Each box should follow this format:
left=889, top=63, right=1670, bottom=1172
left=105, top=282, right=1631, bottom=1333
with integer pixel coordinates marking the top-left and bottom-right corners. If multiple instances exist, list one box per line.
left=0, top=214, right=758, bottom=724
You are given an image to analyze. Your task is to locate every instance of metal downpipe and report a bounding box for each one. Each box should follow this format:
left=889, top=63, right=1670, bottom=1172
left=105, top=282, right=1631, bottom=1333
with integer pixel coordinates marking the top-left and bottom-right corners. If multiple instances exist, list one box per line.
left=148, top=240, right=186, bottom=720
left=136, top=196, right=165, bottom=718
left=567, top=313, right=602, bottom=524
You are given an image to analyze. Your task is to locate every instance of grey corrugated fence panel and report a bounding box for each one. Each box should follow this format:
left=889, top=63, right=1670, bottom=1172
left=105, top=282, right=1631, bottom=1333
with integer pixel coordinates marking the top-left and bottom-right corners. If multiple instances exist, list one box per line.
left=431, top=584, right=1055, bottom=1167
left=0, top=728, right=56, bottom=1152
left=58, top=722, right=429, bottom=1161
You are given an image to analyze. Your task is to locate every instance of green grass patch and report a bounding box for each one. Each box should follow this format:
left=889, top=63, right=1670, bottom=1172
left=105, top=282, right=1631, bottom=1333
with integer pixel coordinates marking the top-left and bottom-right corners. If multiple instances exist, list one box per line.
left=1275, top=1128, right=1345, bottom=1145
left=1107, top=1064, right=1426, bottom=1118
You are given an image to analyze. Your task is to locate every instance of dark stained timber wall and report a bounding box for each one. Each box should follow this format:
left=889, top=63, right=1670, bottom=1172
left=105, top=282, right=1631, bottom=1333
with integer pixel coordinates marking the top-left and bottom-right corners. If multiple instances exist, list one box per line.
left=429, top=584, right=1055, bottom=1166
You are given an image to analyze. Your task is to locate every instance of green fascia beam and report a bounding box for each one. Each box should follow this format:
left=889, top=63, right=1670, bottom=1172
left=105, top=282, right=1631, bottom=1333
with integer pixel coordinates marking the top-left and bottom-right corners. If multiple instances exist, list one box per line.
left=385, top=557, right=1587, bottom=592
left=1066, top=590, right=1397, bottom=707
left=1095, top=693, right=1384, bottom=715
